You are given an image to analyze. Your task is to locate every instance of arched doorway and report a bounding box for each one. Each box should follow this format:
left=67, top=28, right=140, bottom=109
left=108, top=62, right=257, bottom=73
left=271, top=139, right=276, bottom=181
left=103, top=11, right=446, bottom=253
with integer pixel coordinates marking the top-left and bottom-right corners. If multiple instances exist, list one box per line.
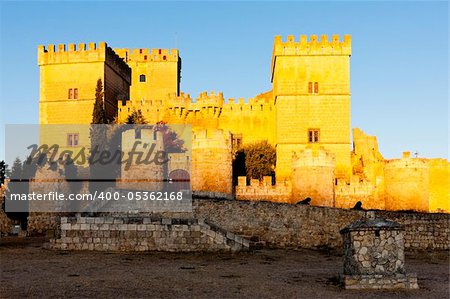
left=168, top=169, right=190, bottom=192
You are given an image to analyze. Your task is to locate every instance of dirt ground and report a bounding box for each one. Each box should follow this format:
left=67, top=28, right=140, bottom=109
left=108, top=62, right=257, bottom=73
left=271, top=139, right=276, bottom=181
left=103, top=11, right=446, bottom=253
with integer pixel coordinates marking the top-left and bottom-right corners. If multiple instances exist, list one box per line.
left=0, top=237, right=448, bottom=299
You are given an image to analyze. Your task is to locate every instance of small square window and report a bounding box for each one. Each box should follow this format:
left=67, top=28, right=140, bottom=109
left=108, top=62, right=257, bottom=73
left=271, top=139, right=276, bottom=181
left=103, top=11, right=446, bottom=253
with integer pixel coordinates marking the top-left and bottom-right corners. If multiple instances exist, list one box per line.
left=139, top=74, right=146, bottom=82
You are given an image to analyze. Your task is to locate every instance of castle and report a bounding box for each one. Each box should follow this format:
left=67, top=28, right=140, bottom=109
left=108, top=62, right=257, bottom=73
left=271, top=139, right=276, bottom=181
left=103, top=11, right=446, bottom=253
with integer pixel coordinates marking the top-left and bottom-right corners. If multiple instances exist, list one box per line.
left=37, top=35, right=449, bottom=213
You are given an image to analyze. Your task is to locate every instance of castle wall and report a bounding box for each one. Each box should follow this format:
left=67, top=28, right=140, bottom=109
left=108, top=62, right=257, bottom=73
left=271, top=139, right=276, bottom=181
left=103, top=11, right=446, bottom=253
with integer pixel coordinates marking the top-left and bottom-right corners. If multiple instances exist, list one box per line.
left=117, top=91, right=277, bottom=147
left=38, top=125, right=91, bottom=162
left=276, top=143, right=350, bottom=182
left=291, top=146, right=335, bottom=206
left=117, top=129, right=165, bottom=191
left=334, top=178, right=384, bottom=210
left=191, top=129, right=232, bottom=198
left=235, top=177, right=291, bottom=203
left=427, top=159, right=449, bottom=213
left=384, top=155, right=429, bottom=212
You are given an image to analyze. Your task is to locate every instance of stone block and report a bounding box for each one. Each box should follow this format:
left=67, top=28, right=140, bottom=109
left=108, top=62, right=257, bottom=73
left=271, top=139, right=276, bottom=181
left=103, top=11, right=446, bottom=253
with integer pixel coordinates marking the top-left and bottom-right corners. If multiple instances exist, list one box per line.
left=94, top=218, right=104, bottom=224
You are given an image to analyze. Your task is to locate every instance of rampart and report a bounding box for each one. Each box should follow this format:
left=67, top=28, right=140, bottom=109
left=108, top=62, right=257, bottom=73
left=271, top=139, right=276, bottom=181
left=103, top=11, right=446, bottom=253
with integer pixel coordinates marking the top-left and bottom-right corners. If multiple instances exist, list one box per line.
left=38, top=42, right=131, bottom=84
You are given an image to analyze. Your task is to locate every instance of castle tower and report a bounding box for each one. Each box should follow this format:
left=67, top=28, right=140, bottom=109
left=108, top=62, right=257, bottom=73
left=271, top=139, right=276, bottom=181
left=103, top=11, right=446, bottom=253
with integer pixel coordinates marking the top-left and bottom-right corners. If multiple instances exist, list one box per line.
left=114, top=48, right=181, bottom=122
left=38, top=42, right=131, bottom=124
left=271, top=35, right=352, bottom=182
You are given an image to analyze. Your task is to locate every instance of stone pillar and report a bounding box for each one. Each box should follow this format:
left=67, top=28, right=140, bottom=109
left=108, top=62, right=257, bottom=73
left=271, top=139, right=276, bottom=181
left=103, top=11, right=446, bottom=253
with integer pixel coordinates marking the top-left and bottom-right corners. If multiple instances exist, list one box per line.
left=339, top=214, right=418, bottom=289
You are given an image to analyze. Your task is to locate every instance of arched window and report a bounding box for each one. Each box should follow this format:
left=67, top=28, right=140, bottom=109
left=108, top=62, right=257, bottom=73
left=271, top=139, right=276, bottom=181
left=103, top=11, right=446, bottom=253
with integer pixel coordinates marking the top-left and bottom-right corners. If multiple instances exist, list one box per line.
left=139, top=74, right=146, bottom=82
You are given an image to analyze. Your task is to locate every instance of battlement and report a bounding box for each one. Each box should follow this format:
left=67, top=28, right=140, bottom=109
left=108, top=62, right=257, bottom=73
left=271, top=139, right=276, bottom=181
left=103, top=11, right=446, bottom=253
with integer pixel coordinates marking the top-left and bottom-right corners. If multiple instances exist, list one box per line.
left=113, top=48, right=179, bottom=62
left=38, top=42, right=131, bottom=82
left=292, top=145, right=336, bottom=168
left=385, top=156, right=429, bottom=170
left=196, top=91, right=224, bottom=106
left=271, top=34, right=351, bottom=83
left=273, top=34, right=351, bottom=56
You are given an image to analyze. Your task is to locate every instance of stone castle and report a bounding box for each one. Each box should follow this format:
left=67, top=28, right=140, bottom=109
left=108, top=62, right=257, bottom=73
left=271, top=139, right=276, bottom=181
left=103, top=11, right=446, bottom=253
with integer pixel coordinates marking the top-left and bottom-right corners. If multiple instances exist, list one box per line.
left=37, top=35, right=449, bottom=213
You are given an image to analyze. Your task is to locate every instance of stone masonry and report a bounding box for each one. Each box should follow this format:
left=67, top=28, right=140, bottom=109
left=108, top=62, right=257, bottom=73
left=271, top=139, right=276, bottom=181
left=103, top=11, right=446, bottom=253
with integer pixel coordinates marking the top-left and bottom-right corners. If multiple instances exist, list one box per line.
left=48, top=216, right=250, bottom=252
left=340, top=214, right=419, bottom=289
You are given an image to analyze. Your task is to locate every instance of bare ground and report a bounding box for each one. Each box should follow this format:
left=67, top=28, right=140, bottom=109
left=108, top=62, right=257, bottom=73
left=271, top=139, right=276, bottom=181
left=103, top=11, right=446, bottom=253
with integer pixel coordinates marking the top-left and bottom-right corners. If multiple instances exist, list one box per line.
left=0, top=237, right=448, bottom=299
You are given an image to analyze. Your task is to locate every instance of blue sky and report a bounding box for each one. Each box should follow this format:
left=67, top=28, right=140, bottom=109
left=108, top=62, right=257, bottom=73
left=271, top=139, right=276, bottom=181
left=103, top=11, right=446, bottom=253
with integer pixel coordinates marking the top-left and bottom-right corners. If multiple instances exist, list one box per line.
left=0, top=1, right=448, bottom=162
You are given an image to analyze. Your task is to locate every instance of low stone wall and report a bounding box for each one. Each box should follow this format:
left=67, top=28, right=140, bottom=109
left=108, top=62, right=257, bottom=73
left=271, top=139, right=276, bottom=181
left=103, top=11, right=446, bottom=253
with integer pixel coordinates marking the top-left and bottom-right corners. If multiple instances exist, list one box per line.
left=193, top=199, right=450, bottom=251
left=193, top=199, right=364, bottom=249
left=374, top=211, right=449, bottom=250
left=3, top=197, right=448, bottom=252
left=27, top=212, right=61, bottom=235
left=48, top=216, right=250, bottom=252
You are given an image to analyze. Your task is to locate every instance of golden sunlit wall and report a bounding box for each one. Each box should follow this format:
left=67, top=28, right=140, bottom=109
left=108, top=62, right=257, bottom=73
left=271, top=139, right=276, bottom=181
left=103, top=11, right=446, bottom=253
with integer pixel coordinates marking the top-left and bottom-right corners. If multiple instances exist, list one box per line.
left=271, top=35, right=352, bottom=181
left=114, top=48, right=180, bottom=105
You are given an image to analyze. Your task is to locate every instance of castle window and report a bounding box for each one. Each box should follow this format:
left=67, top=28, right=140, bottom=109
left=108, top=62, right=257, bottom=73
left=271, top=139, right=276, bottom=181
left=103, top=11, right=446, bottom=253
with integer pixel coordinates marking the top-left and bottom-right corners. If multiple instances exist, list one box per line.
left=67, top=133, right=79, bottom=147
left=139, top=74, right=146, bottom=82
left=73, top=88, right=78, bottom=99
left=231, top=134, right=243, bottom=151
left=68, top=89, right=73, bottom=99
left=144, top=55, right=147, bottom=60
left=163, top=55, right=166, bottom=60
left=308, top=82, right=319, bottom=94
left=308, top=129, right=320, bottom=143
left=139, top=49, right=142, bottom=54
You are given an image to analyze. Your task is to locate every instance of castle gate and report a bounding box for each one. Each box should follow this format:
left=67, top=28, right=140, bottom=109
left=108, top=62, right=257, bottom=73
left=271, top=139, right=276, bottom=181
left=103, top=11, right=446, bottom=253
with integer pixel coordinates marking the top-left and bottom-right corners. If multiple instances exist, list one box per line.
left=168, top=169, right=190, bottom=192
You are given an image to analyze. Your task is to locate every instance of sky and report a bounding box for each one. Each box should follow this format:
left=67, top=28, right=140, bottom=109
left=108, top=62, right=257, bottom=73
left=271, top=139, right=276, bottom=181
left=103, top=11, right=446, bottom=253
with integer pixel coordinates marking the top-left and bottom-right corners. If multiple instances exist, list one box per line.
left=0, top=1, right=448, bottom=163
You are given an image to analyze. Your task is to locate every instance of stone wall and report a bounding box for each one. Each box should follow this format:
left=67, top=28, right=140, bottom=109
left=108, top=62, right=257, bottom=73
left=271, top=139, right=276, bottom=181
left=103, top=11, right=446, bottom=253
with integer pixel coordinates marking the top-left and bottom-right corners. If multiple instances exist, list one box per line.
left=191, top=129, right=232, bottom=198
left=4, top=197, right=448, bottom=252
left=192, top=199, right=450, bottom=251
left=49, top=216, right=249, bottom=252
left=235, top=176, right=291, bottom=203
left=0, top=192, right=18, bottom=235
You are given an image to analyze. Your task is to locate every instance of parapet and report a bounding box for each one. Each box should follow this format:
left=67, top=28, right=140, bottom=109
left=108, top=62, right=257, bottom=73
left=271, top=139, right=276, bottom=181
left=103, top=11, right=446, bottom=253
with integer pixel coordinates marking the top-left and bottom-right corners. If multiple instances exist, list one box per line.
left=113, top=48, right=179, bottom=63
left=192, top=128, right=231, bottom=150
left=273, top=34, right=351, bottom=56
left=271, top=34, right=351, bottom=82
left=195, top=91, right=225, bottom=107
left=37, top=42, right=131, bottom=82
left=384, top=156, right=429, bottom=170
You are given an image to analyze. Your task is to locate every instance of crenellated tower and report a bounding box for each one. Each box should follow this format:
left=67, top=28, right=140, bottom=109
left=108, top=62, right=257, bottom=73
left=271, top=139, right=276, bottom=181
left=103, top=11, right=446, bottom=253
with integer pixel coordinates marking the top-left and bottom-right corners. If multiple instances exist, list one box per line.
left=271, top=34, right=352, bottom=182
left=114, top=48, right=181, bottom=106
left=38, top=42, right=131, bottom=124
